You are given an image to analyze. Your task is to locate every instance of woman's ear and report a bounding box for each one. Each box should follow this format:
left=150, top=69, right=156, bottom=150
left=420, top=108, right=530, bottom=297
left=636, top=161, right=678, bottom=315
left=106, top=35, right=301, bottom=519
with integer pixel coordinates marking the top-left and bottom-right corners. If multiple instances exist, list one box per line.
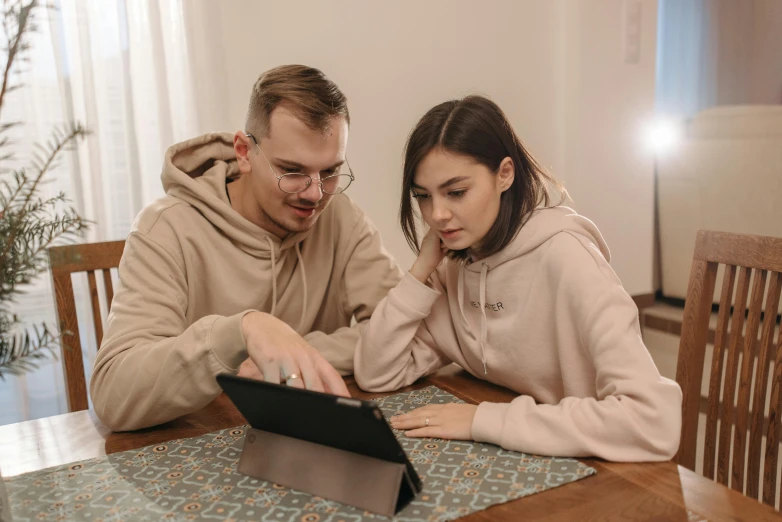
left=497, top=157, right=514, bottom=192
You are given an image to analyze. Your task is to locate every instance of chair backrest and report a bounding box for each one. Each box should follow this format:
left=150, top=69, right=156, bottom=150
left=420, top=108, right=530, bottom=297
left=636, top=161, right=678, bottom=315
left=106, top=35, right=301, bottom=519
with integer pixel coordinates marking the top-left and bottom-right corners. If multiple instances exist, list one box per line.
left=675, top=230, right=782, bottom=508
left=48, top=240, right=125, bottom=412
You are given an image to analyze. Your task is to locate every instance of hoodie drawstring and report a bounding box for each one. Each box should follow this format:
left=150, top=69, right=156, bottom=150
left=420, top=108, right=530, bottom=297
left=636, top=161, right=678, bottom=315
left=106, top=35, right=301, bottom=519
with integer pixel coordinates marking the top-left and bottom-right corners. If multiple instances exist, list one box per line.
left=265, top=236, right=278, bottom=317
left=295, top=242, right=308, bottom=331
left=457, top=260, right=490, bottom=375
left=264, top=236, right=308, bottom=332
left=457, top=261, right=474, bottom=340
left=479, top=262, right=489, bottom=375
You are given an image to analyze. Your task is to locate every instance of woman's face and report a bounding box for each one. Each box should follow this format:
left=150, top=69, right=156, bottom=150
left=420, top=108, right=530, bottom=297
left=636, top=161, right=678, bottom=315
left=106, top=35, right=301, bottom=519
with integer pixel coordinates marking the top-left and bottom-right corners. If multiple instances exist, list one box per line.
left=412, top=148, right=514, bottom=252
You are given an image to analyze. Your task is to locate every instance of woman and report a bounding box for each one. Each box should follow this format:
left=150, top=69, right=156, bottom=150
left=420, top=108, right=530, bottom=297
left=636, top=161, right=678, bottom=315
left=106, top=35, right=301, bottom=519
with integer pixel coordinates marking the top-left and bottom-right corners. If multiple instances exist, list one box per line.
left=354, top=95, right=681, bottom=462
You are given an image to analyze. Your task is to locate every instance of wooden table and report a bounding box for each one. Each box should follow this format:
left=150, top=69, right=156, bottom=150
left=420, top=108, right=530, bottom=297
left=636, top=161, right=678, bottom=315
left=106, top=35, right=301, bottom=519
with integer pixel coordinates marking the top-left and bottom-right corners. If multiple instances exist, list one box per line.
left=1, top=366, right=780, bottom=521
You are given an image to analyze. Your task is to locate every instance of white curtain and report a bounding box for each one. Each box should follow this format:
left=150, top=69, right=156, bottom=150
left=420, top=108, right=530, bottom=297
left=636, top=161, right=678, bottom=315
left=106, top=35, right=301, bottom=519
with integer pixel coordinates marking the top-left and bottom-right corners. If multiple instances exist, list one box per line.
left=655, top=0, right=717, bottom=119
left=0, top=0, right=198, bottom=425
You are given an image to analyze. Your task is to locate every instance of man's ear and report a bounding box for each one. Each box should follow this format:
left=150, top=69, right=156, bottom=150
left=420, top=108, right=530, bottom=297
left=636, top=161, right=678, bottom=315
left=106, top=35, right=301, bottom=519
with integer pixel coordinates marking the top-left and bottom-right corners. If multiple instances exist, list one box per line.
left=497, top=157, right=514, bottom=192
left=234, top=131, right=253, bottom=174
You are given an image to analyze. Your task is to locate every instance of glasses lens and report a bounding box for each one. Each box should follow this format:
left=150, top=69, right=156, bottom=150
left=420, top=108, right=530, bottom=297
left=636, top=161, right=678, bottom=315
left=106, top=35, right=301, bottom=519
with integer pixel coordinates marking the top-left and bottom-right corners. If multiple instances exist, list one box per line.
left=278, top=174, right=311, bottom=193
left=322, top=174, right=353, bottom=194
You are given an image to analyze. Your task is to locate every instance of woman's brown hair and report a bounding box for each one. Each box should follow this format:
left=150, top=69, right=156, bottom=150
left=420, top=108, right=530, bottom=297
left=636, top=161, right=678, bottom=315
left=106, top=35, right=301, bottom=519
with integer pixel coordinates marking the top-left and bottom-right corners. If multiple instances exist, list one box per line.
left=400, top=95, right=566, bottom=260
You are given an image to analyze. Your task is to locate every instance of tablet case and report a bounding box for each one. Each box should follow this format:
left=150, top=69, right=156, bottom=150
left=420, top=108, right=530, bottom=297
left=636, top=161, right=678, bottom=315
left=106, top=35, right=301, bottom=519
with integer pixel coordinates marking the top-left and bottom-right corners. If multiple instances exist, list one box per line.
left=217, top=374, right=422, bottom=516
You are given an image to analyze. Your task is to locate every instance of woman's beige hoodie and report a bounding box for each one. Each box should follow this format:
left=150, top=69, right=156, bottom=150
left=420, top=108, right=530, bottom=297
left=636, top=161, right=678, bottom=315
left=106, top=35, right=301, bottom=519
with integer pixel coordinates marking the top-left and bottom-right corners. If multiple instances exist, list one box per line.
left=91, top=133, right=401, bottom=431
left=355, top=206, right=682, bottom=462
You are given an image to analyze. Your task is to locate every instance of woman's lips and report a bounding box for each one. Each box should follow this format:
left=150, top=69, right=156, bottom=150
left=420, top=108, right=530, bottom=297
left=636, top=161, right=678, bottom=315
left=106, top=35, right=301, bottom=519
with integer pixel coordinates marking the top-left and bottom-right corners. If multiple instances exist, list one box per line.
left=439, top=229, right=462, bottom=239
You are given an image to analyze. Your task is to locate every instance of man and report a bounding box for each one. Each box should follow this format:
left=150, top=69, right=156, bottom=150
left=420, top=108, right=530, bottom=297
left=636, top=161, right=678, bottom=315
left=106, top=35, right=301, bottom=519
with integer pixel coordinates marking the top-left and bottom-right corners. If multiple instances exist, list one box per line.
left=91, top=65, right=402, bottom=431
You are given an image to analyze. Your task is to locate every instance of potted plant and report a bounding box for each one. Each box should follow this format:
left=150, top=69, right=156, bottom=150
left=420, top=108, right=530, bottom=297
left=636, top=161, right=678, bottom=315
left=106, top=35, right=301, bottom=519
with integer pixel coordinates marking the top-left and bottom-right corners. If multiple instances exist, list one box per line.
left=0, top=2, right=88, bottom=519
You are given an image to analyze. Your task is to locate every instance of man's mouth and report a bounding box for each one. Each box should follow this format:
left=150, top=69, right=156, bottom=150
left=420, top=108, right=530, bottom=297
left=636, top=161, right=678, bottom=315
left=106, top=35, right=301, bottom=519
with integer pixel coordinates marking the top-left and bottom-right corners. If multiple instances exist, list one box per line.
left=289, top=203, right=317, bottom=218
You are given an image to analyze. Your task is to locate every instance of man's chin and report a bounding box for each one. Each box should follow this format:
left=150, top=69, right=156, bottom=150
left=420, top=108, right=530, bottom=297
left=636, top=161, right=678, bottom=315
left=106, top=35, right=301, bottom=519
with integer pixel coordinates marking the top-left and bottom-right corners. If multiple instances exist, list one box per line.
left=280, top=213, right=321, bottom=234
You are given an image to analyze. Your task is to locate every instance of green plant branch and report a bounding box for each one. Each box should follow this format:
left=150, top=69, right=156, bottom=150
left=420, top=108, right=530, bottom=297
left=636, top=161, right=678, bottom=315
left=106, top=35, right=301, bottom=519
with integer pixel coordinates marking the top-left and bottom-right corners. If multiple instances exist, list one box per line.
left=0, top=124, right=87, bottom=268
left=0, top=0, right=35, bottom=123
left=0, top=0, right=89, bottom=378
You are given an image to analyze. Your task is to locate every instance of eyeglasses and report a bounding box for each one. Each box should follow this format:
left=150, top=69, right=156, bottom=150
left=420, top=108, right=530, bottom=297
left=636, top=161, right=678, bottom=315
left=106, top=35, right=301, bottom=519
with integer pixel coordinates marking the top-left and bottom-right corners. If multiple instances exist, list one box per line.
left=245, top=132, right=354, bottom=195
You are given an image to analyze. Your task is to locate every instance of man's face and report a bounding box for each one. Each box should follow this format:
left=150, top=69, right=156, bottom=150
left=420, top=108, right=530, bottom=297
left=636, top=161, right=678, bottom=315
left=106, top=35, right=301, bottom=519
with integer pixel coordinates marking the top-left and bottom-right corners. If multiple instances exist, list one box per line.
left=235, top=104, right=349, bottom=238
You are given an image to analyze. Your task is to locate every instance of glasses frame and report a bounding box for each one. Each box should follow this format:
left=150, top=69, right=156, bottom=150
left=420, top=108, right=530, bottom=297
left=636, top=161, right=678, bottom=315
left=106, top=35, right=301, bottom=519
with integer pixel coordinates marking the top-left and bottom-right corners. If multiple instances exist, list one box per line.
left=245, top=132, right=354, bottom=195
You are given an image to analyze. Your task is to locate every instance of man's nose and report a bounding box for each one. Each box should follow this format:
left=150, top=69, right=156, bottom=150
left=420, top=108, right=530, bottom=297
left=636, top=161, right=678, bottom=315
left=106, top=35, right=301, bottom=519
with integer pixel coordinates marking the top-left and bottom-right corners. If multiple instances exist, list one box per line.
left=299, top=178, right=324, bottom=203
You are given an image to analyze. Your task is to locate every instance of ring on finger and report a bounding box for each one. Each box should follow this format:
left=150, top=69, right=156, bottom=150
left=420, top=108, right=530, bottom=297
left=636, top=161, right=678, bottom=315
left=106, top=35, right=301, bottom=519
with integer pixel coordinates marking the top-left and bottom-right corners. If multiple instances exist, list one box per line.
left=285, top=373, right=300, bottom=385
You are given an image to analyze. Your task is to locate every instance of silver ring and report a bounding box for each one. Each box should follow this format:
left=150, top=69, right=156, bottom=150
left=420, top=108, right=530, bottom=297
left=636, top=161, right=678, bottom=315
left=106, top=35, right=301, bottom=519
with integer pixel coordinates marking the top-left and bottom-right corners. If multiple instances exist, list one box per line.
left=285, top=373, right=300, bottom=384
left=425, top=417, right=430, bottom=427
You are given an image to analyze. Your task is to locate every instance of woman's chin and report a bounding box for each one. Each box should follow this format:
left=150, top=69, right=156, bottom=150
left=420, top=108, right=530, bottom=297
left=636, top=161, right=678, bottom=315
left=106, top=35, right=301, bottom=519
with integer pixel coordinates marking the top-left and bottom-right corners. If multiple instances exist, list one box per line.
left=442, top=238, right=472, bottom=251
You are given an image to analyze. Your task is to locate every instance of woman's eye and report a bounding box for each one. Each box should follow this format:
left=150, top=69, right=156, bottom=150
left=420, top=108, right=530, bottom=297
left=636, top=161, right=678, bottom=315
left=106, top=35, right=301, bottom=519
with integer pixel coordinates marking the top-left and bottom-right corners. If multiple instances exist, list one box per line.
left=412, top=193, right=430, bottom=200
left=449, top=190, right=467, bottom=198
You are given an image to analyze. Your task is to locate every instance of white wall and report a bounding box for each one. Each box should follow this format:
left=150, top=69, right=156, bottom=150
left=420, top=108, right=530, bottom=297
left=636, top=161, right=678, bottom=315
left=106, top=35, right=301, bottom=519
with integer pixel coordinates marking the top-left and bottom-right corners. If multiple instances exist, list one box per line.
left=747, top=0, right=782, bottom=104
left=187, top=0, right=658, bottom=295
left=714, top=0, right=782, bottom=105
left=556, top=0, right=659, bottom=295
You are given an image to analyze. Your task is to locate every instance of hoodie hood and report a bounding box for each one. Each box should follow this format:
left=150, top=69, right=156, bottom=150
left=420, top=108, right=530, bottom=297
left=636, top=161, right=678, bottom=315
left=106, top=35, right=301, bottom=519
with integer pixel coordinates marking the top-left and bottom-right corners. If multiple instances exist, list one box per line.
left=456, top=206, right=610, bottom=375
left=464, top=206, right=610, bottom=272
left=161, top=132, right=311, bottom=259
left=161, top=132, right=315, bottom=326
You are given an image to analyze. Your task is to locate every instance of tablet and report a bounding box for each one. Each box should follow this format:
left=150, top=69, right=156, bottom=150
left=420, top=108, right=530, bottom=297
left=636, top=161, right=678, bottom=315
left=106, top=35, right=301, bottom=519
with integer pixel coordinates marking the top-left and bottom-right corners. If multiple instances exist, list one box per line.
left=216, top=374, right=422, bottom=495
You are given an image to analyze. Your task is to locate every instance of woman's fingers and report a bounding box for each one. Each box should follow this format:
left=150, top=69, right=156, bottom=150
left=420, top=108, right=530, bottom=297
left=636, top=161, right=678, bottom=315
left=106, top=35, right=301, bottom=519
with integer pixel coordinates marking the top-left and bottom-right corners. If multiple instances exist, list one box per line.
left=390, top=405, right=442, bottom=429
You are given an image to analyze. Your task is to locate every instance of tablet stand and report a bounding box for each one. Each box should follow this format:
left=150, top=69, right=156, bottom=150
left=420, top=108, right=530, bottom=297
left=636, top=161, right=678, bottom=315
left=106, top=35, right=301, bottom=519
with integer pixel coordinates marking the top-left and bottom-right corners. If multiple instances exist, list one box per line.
left=238, top=428, right=417, bottom=516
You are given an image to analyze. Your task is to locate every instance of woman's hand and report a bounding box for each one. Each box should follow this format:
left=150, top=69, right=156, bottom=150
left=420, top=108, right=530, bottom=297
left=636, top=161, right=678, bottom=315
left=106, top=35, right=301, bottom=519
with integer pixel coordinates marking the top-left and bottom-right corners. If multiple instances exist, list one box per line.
left=409, top=229, right=448, bottom=283
left=390, top=403, right=478, bottom=440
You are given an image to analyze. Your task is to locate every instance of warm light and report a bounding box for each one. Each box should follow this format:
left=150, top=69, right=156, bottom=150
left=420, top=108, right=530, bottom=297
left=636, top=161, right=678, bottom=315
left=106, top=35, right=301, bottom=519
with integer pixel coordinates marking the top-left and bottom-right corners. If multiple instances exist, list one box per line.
left=645, top=118, right=682, bottom=155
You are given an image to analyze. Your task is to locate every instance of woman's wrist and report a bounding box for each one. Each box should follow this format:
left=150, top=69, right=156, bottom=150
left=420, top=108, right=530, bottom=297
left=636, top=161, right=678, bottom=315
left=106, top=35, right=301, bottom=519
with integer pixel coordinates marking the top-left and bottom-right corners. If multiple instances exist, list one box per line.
left=409, top=262, right=434, bottom=283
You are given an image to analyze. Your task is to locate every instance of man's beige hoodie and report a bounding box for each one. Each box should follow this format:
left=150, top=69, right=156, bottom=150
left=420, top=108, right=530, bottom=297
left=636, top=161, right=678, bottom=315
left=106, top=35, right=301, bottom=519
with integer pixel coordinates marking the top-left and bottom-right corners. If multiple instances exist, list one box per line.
left=355, top=206, right=682, bottom=462
left=91, top=133, right=401, bottom=431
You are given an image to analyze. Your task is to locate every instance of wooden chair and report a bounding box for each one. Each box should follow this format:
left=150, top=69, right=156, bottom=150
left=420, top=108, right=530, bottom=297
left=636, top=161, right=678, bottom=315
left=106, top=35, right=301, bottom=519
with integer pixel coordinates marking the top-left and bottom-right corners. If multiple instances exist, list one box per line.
left=48, top=240, right=126, bottom=412
left=675, top=230, right=782, bottom=508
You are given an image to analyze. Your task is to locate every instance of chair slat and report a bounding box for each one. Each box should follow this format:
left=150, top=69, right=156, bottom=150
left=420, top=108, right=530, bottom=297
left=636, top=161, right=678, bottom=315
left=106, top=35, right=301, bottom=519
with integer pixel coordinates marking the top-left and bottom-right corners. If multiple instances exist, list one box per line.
left=704, top=264, right=737, bottom=479
left=769, top=329, right=782, bottom=506
left=717, top=265, right=751, bottom=486
left=87, top=270, right=104, bottom=347
left=753, top=272, right=782, bottom=502
left=102, top=269, right=114, bottom=314
left=50, top=271, right=88, bottom=412
left=676, top=259, right=718, bottom=471
left=733, top=269, right=768, bottom=493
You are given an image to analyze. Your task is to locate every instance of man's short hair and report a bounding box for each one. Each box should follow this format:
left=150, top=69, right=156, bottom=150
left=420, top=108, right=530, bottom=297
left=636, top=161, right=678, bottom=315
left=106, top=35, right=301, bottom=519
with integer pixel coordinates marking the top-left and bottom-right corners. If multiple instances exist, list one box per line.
left=245, top=64, right=349, bottom=137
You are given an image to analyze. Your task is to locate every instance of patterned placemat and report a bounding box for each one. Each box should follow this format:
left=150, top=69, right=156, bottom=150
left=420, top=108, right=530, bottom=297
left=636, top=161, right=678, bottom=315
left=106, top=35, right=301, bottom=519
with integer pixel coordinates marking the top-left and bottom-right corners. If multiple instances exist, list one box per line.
left=5, top=386, right=596, bottom=521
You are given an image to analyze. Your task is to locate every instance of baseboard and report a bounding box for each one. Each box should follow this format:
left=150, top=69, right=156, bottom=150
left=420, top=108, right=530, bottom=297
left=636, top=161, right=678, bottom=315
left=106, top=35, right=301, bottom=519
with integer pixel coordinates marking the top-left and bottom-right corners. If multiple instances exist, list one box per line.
left=631, top=293, right=656, bottom=310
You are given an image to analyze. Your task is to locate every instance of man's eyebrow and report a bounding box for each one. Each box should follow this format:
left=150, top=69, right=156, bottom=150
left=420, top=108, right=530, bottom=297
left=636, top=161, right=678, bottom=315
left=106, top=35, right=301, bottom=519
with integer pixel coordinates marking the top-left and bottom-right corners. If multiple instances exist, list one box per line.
left=274, top=158, right=346, bottom=171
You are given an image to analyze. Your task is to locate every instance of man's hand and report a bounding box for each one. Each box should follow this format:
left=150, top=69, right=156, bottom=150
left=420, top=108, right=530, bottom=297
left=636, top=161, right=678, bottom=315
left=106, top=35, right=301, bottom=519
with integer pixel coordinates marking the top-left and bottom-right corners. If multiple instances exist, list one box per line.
left=236, top=358, right=263, bottom=380
left=240, top=311, right=350, bottom=397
